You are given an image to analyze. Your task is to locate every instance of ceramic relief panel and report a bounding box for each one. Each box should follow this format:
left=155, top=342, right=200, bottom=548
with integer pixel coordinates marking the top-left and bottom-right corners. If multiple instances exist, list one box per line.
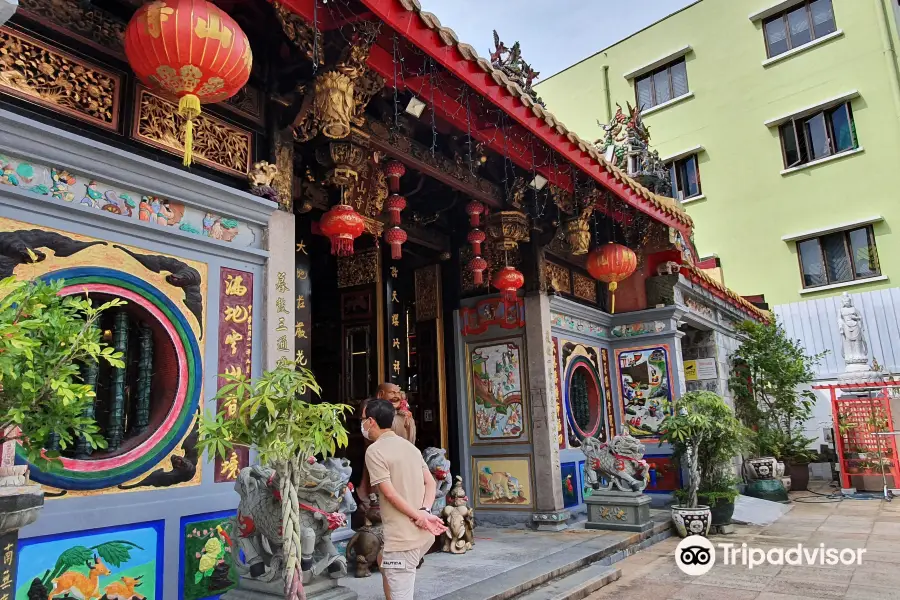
left=16, top=521, right=164, bottom=600
left=473, top=456, right=533, bottom=510
left=0, top=153, right=259, bottom=247
left=179, top=511, right=238, bottom=600
left=460, top=298, right=524, bottom=336
left=550, top=313, right=610, bottom=340
left=560, top=462, right=578, bottom=508
left=468, top=339, right=527, bottom=443
left=616, top=345, right=673, bottom=439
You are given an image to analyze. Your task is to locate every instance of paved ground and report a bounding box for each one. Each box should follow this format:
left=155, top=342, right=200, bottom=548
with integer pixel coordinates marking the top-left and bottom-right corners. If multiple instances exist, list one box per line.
left=587, top=488, right=900, bottom=600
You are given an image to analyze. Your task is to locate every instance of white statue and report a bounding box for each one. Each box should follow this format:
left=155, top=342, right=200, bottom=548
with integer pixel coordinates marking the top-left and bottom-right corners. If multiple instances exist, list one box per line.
left=838, top=293, right=873, bottom=377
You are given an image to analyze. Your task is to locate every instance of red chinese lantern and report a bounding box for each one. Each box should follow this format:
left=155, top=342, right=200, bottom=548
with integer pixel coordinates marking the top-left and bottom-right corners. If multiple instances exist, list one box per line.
left=469, top=256, right=488, bottom=286
left=384, top=227, right=407, bottom=260
left=586, top=242, right=638, bottom=314
left=466, top=201, right=485, bottom=227
left=385, top=194, right=407, bottom=226
left=385, top=161, right=406, bottom=191
left=124, top=0, right=253, bottom=166
left=319, top=204, right=365, bottom=256
left=492, top=266, right=524, bottom=304
left=467, top=229, right=486, bottom=256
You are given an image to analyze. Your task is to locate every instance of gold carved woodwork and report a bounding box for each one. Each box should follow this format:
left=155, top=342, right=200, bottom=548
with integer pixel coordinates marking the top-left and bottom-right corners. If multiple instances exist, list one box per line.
left=248, top=161, right=278, bottom=187
left=337, top=247, right=381, bottom=288
left=508, top=176, right=527, bottom=209
left=365, top=120, right=502, bottom=204
left=272, top=130, right=293, bottom=211
left=362, top=215, right=384, bottom=238
left=545, top=262, right=571, bottom=295
left=314, top=70, right=354, bottom=139
left=564, top=207, right=593, bottom=256
left=0, top=27, right=121, bottom=130
left=133, top=86, right=252, bottom=176
left=485, top=211, right=530, bottom=251
left=352, top=69, right=384, bottom=127
left=273, top=1, right=324, bottom=65
left=550, top=185, right=575, bottom=214
left=316, top=141, right=367, bottom=188
left=17, top=0, right=126, bottom=57
left=415, top=265, right=440, bottom=322
left=220, top=84, right=264, bottom=124
left=573, top=272, right=598, bottom=303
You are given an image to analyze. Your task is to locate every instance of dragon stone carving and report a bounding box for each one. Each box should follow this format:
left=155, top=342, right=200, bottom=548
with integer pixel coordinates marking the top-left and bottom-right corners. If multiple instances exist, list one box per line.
left=594, top=103, right=671, bottom=198
left=422, top=447, right=452, bottom=513
left=230, top=458, right=357, bottom=586
left=582, top=434, right=650, bottom=493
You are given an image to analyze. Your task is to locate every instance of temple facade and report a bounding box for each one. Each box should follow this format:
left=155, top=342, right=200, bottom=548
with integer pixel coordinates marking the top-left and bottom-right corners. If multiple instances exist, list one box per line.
left=0, top=0, right=765, bottom=596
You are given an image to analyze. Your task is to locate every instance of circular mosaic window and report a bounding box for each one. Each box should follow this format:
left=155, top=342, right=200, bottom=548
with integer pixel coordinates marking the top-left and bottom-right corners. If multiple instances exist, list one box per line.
left=564, top=358, right=603, bottom=439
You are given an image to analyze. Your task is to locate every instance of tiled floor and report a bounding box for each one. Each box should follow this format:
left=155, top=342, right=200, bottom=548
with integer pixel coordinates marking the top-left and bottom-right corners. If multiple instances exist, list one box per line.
left=587, top=487, right=900, bottom=600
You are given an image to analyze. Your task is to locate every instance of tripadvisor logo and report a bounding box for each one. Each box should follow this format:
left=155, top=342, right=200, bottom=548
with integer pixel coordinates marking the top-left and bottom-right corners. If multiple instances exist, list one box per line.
left=675, top=536, right=866, bottom=575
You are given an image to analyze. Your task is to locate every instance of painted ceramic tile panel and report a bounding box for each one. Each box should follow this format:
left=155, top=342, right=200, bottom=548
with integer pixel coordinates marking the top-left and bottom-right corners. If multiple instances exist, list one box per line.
left=474, top=456, right=533, bottom=509
left=470, top=341, right=526, bottom=441
left=617, top=346, right=672, bottom=438
left=560, top=462, right=578, bottom=508
left=16, top=521, right=163, bottom=600
left=180, top=512, right=238, bottom=600
left=0, top=153, right=260, bottom=247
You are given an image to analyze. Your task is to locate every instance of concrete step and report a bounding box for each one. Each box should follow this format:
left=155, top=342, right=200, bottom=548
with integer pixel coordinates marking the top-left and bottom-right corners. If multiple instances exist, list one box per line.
left=512, top=565, right=620, bottom=600
left=432, top=515, right=672, bottom=600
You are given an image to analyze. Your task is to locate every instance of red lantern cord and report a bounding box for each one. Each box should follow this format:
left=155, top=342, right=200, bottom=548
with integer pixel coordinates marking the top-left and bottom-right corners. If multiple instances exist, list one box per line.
left=469, top=256, right=488, bottom=286
left=384, top=227, right=407, bottom=260
left=466, top=201, right=484, bottom=227
left=319, top=204, right=365, bottom=256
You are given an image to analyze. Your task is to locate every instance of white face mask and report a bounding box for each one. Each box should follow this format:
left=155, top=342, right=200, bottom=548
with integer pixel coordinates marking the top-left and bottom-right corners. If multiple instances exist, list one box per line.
left=361, top=419, right=371, bottom=440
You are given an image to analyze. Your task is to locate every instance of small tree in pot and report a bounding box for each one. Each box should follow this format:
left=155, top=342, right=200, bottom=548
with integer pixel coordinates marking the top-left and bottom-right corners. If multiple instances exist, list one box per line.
left=0, top=276, right=124, bottom=532
left=659, top=391, right=749, bottom=536
left=198, top=356, right=351, bottom=600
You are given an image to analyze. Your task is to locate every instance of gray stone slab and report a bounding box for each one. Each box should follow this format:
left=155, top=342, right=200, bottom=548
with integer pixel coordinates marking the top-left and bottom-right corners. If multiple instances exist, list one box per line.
left=585, top=492, right=652, bottom=533
left=514, top=565, right=620, bottom=600
left=732, top=494, right=793, bottom=526
left=223, top=576, right=357, bottom=600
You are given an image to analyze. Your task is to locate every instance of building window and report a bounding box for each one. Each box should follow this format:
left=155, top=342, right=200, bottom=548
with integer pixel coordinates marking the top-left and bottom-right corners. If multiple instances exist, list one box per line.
left=763, top=0, right=837, bottom=58
left=797, top=226, right=880, bottom=288
left=667, top=154, right=701, bottom=201
left=635, top=58, right=688, bottom=110
left=779, top=102, right=856, bottom=168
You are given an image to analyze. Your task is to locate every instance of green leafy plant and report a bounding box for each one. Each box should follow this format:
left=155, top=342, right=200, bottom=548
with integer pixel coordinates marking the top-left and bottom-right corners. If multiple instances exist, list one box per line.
left=0, top=275, right=125, bottom=461
left=729, top=320, right=824, bottom=465
left=659, top=390, right=751, bottom=509
left=198, top=356, right=351, bottom=600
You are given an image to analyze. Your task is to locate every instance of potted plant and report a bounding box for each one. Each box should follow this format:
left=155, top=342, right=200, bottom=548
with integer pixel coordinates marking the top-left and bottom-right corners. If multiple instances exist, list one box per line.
left=199, top=356, right=351, bottom=600
left=659, top=390, right=748, bottom=536
left=0, top=275, right=124, bottom=532
left=730, top=320, right=824, bottom=498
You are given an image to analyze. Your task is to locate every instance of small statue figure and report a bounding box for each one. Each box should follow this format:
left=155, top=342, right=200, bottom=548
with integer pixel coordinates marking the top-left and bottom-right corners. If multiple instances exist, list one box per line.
left=440, top=476, right=474, bottom=554
left=582, top=433, right=650, bottom=493
left=656, top=261, right=681, bottom=276
left=247, top=161, right=280, bottom=204
left=839, top=292, right=869, bottom=369
left=345, top=503, right=383, bottom=578
left=422, top=447, right=452, bottom=513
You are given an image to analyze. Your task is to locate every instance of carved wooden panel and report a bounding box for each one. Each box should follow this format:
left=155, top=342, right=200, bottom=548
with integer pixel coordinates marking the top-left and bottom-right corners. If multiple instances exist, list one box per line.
left=217, top=84, right=265, bottom=125
left=132, top=86, right=253, bottom=177
left=573, top=272, right=598, bottom=303
left=16, top=0, right=126, bottom=57
left=337, top=248, right=381, bottom=288
left=0, top=26, right=121, bottom=131
left=415, top=264, right=440, bottom=322
left=545, top=261, right=571, bottom=294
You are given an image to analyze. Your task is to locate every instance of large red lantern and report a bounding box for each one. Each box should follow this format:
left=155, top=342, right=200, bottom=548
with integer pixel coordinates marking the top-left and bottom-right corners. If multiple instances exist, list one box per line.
left=492, top=266, right=524, bottom=304
left=586, top=242, right=638, bottom=314
left=320, top=204, right=365, bottom=256
left=125, top=0, right=253, bottom=166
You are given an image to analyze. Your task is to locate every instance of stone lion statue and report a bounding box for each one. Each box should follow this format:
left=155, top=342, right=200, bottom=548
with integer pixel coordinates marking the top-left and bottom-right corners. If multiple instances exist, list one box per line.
left=422, top=447, right=452, bottom=513
left=230, top=458, right=357, bottom=586
left=582, top=433, right=649, bottom=493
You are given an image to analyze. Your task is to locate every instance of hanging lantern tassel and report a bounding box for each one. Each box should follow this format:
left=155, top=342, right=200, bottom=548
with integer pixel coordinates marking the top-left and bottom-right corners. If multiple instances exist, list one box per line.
left=608, top=281, right=618, bottom=314
left=179, top=94, right=201, bottom=167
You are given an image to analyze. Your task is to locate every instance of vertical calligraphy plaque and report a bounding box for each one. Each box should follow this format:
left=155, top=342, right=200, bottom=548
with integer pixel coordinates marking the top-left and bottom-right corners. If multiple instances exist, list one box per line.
left=0, top=530, right=17, bottom=597
left=215, top=268, right=254, bottom=482
left=295, top=237, right=312, bottom=379
left=601, top=348, right=615, bottom=439
left=384, top=251, right=405, bottom=385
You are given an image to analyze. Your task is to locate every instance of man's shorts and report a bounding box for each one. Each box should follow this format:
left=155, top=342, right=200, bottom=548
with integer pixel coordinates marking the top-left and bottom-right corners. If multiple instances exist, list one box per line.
left=380, top=540, right=432, bottom=600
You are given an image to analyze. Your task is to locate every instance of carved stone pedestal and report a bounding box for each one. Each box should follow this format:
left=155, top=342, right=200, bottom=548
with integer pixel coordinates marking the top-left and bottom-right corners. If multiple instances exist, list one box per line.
left=585, top=491, right=652, bottom=533
left=0, top=484, right=43, bottom=535
left=531, top=509, right=570, bottom=532
left=223, top=576, right=358, bottom=600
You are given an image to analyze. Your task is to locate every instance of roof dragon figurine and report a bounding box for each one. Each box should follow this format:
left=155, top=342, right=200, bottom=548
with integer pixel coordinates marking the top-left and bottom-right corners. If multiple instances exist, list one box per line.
left=594, top=103, right=672, bottom=198
left=490, top=30, right=545, bottom=107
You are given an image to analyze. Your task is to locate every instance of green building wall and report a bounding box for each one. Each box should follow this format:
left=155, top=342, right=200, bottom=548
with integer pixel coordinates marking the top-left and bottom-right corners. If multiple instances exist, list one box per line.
left=537, top=0, right=900, bottom=305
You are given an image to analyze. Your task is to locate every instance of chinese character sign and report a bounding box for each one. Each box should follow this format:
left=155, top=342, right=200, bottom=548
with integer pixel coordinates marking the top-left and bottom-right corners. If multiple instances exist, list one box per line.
left=216, top=267, right=253, bottom=482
